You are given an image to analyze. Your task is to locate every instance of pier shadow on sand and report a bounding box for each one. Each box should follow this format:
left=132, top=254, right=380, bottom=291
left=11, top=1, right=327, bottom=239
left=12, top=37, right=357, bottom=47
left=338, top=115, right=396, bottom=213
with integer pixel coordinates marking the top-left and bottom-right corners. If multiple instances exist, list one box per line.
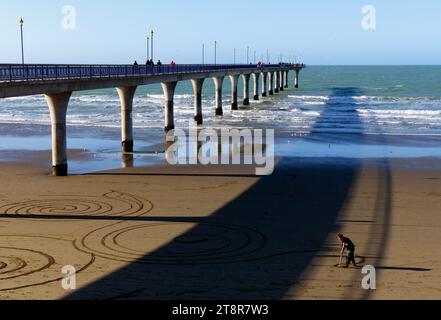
left=58, top=87, right=393, bottom=300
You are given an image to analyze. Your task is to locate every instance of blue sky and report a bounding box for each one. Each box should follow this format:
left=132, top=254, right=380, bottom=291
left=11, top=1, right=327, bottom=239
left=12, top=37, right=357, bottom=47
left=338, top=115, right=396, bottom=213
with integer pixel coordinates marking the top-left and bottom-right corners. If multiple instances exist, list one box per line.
left=1, top=0, right=441, bottom=65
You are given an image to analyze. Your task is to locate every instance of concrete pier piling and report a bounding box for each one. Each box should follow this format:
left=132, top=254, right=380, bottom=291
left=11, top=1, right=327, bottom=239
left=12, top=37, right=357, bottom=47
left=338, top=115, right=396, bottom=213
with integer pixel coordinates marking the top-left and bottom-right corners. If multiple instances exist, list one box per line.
left=295, top=69, right=300, bottom=88
left=242, top=74, right=251, bottom=105
left=279, top=70, right=284, bottom=91
left=252, top=73, right=260, bottom=101
left=116, top=86, right=137, bottom=153
left=284, top=70, right=289, bottom=88
left=269, top=72, right=274, bottom=95
left=274, top=72, right=279, bottom=93
left=122, top=153, right=134, bottom=168
left=213, top=76, right=224, bottom=116
left=191, top=78, right=204, bottom=124
left=229, top=75, right=239, bottom=110
left=262, top=72, right=268, bottom=97
left=45, top=91, right=72, bottom=176
left=161, top=81, right=177, bottom=132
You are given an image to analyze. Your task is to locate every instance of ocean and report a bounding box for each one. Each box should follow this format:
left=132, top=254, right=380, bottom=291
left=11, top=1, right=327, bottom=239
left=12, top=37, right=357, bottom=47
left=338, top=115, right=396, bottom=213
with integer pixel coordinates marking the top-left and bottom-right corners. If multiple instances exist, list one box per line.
left=2, top=66, right=441, bottom=172
left=2, top=66, right=441, bottom=134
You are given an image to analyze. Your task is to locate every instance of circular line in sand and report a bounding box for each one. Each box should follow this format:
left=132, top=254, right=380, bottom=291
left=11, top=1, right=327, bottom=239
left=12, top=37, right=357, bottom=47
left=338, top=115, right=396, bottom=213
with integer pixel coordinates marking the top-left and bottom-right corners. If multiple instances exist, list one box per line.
left=0, top=237, right=94, bottom=292
left=0, top=191, right=153, bottom=219
left=79, top=221, right=267, bottom=265
left=333, top=256, right=365, bottom=268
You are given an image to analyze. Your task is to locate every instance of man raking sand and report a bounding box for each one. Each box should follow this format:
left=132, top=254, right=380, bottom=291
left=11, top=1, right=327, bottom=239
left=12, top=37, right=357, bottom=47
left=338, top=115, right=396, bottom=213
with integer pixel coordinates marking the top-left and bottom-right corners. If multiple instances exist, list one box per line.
left=337, top=233, right=358, bottom=268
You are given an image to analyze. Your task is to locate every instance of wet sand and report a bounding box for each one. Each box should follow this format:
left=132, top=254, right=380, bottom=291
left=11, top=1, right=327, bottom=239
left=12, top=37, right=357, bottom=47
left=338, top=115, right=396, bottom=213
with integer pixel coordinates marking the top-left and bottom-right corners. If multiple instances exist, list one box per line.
left=0, top=150, right=440, bottom=300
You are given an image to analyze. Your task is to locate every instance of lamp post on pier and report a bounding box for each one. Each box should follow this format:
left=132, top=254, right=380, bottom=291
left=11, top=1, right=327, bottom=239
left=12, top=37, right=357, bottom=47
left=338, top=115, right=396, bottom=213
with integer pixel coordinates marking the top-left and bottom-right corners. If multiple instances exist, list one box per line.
left=150, top=30, right=154, bottom=62
left=19, top=17, right=24, bottom=65
left=214, top=40, right=217, bottom=64
left=146, top=36, right=150, bottom=61
left=202, top=43, right=205, bottom=64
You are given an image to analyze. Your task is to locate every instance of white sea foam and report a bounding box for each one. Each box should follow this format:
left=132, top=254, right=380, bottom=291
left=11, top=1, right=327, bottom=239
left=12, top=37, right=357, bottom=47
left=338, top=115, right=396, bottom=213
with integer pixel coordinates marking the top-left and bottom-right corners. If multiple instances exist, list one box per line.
left=288, top=94, right=441, bottom=105
left=2, top=92, right=441, bottom=135
left=357, top=109, right=441, bottom=116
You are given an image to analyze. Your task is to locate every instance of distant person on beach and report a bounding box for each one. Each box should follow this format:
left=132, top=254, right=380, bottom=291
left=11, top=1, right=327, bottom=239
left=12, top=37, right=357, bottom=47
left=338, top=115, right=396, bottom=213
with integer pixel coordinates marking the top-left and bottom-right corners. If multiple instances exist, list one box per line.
left=337, top=233, right=357, bottom=268
left=157, top=60, right=162, bottom=66
left=133, top=60, right=138, bottom=66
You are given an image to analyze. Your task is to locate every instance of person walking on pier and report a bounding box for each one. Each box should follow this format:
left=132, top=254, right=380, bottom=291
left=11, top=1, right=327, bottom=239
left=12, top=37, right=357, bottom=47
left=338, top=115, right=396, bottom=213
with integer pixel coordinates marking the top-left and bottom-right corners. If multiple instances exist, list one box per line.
left=156, top=60, right=162, bottom=73
left=133, top=60, right=139, bottom=74
left=337, top=233, right=357, bottom=268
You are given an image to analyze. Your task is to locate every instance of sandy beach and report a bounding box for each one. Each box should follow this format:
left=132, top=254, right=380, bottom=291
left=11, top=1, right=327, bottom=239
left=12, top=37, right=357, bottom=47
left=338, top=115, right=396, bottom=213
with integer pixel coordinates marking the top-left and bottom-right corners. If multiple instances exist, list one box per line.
left=0, top=148, right=440, bottom=300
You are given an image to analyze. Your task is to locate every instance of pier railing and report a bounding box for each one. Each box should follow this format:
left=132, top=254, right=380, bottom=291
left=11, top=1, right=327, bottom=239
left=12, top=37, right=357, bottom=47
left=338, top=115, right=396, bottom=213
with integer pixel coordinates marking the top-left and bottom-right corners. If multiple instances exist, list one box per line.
left=0, top=63, right=305, bottom=83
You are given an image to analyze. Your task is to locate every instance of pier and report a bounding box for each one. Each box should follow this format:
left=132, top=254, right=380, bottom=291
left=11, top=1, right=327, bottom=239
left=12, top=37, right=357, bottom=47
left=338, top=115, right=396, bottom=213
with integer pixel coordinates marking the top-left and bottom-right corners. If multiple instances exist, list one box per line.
left=0, top=63, right=305, bottom=176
